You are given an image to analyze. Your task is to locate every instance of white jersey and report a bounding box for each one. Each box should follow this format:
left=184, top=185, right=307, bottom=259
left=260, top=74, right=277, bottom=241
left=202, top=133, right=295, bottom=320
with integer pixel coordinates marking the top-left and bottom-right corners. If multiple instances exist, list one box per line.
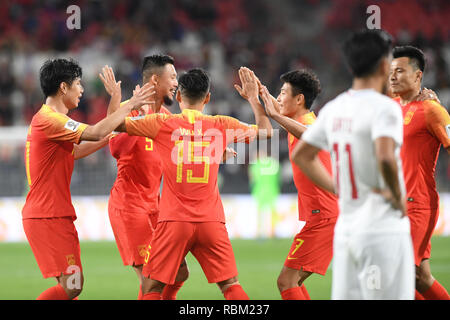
left=302, top=88, right=409, bottom=236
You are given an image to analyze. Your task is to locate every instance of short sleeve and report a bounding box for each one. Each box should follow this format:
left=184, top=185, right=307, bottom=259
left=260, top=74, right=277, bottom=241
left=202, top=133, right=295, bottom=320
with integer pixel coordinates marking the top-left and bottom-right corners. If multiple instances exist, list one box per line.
left=302, top=105, right=329, bottom=151
left=424, top=101, right=450, bottom=148
left=371, top=99, right=403, bottom=145
left=38, top=111, right=88, bottom=144
left=217, top=115, right=258, bottom=144
left=125, top=113, right=168, bottom=139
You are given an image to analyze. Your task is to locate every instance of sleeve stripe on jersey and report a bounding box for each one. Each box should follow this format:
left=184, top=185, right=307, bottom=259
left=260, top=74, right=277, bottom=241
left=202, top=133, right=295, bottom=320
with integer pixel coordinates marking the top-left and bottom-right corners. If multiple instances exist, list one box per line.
left=25, top=141, right=32, bottom=186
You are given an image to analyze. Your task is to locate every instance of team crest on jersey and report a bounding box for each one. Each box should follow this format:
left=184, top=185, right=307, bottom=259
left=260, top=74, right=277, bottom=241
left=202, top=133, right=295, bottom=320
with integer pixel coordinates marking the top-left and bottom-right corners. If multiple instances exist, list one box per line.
left=138, top=245, right=147, bottom=257
left=66, top=254, right=76, bottom=266
left=64, top=119, right=81, bottom=131
left=403, top=105, right=417, bottom=125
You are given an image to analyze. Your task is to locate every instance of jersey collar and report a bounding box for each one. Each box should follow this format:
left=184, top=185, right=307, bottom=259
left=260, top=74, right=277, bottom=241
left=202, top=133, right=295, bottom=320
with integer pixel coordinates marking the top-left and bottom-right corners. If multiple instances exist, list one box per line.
left=182, top=108, right=203, bottom=124
left=297, top=111, right=316, bottom=126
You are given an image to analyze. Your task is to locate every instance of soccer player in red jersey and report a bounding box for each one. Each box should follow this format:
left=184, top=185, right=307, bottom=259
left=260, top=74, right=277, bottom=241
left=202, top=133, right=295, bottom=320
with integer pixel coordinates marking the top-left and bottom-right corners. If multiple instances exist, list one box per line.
left=22, top=59, right=155, bottom=300
left=107, top=55, right=189, bottom=300
left=390, top=45, right=450, bottom=300
left=112, top=67, right=272, bottom=300
left=238, top=69, right=339, bottom=300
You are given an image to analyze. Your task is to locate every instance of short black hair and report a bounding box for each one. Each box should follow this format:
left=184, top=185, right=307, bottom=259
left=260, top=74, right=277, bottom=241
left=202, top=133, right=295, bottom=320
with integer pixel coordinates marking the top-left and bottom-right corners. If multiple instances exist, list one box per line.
left=142, top=54, right=175, bottom=82
left=39, top=58, right=82, bottom=97
left=393, top=45, right=425, bottom=72
left=178, top=68, right=210, bottom=104
left=343, top=29, right=393, bottom=78
left=280, top=69, right=321, bottom=109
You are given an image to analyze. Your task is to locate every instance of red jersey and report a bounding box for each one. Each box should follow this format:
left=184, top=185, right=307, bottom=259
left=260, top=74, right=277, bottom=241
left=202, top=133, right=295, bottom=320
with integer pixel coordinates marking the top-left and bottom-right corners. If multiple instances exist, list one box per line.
left=395, top=98, right=450, bottom=210
left=288, top=112, right=339, bottom=223
left=109, top=106, right=171, bottom=214
left=125, top=108, right=257, bottom=223
left=22, top=104, right=88, bottom=219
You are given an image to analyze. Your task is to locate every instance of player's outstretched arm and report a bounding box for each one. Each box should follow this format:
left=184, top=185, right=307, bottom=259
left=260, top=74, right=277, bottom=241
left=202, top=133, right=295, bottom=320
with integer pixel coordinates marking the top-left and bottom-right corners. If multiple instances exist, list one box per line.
left=73, top=134, right=111, bottom=160
left=235, top=67, right=272, bottom=139
left=80, top=77, right=156, bottom=141
left=373, top=137, right=406, bottom=216
left=259, top=86, right=308, bottom=139
left=292, top=140, right=336, bottom=194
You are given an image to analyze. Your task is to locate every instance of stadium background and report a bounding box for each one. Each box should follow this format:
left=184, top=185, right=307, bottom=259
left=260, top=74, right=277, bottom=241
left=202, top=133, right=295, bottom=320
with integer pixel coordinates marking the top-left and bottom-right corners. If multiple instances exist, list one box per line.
left=0, top=0, right=449, bottom=299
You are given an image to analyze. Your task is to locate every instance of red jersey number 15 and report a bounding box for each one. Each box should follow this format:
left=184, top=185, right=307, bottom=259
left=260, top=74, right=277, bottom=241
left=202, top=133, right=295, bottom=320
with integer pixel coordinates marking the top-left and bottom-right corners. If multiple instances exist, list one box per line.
left=175, top=141, right=210, bottom=184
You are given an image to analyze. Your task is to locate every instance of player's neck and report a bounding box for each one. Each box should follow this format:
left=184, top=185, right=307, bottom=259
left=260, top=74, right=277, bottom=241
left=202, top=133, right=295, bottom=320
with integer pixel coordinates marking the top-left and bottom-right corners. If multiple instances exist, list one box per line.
left=180, top=103, right=204, bottom=113
left=398, top=88, right=421, bottom=106
left=290, top=107, right=309, bottom=120
left=152, top=101, right=163, bottom=113
left=45, top=96, right=69, bottom=115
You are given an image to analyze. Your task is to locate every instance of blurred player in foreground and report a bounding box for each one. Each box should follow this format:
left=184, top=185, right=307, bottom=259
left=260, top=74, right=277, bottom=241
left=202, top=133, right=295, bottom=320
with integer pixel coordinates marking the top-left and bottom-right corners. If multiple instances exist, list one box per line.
left=107, top=54, right=189, bottom=300
left=389, top=45, right=450, bottom=300
left=293, top=29, right=415, bottom=299
left=22, top=58, right=155, bottom=300
left=112, top=67, right=272, bottom=300
left=256, top=70, right=339, bottom=300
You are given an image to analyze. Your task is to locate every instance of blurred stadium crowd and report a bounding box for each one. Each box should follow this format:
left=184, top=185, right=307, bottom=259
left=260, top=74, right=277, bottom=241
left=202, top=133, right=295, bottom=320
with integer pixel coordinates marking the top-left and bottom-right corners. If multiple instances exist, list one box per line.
left=0, top=0, right=449, bottom=196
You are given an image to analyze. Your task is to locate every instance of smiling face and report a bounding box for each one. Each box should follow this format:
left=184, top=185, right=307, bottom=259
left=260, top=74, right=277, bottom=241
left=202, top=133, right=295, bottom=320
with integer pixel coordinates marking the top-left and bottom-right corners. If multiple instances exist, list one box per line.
left=61, top=77, right=83, bottom=110
left=276, top=82, right=302, bottom=118
left=155, top=63, right=178, bottom=106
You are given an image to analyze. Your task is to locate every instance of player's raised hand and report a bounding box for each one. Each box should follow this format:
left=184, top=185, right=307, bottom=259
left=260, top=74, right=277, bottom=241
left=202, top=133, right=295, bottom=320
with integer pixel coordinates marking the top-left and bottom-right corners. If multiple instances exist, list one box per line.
left=131, top=84, right=147, bottom=115
left=128, top=82, right=156, bottom=111
left=253, top=72, right=264, bottom=95
left=133, top=84, right=141, bottom=95
left=99, top=65, right=121, bottom=97
left=417, top=87, right=441, bottom=104
left=234, top=67, right=259, bottom=101
left=260, top=86, right=281, bottom=118
left=222, top=147, right=237, bottom=163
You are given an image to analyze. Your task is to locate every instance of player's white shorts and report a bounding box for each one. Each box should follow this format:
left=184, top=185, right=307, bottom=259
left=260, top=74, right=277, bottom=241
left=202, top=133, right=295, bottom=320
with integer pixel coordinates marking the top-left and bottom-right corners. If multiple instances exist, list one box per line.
left=331, top=232, right=415, bottom=300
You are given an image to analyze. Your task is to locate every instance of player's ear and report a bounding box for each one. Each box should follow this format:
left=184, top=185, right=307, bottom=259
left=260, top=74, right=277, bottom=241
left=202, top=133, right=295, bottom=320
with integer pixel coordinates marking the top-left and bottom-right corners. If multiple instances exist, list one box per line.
left=176, top=90, right=182, bottom=103
left=204, top=92, right=211, bottom=105
left=150, top=74, right=158, bottom=86
left=416, top=70, right=423, bottom=84
left=296, top=93, right=304, bottom=107
left=59, top=82, right=68, bottom=95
